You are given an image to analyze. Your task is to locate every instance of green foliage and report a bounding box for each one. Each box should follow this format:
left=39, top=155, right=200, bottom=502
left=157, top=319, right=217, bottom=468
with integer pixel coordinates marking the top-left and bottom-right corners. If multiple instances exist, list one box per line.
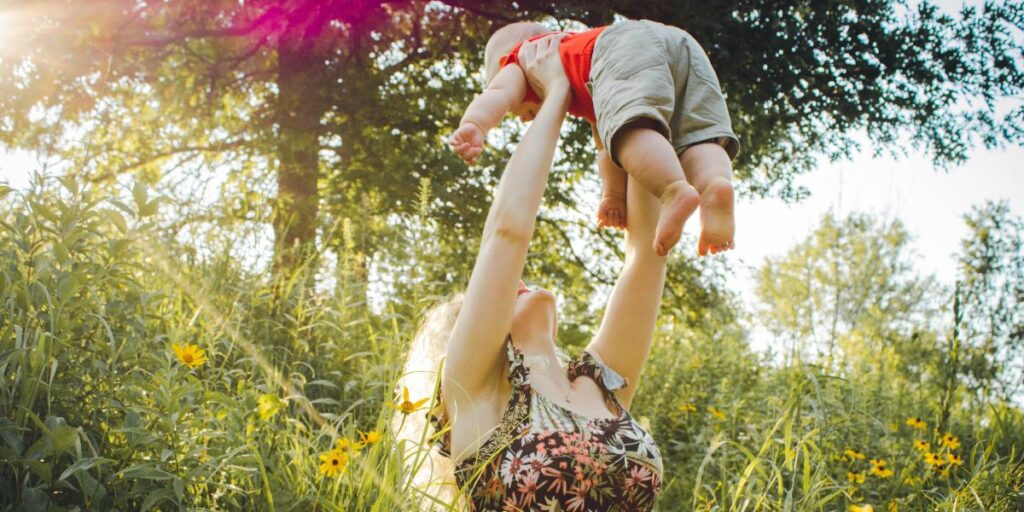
left=1, top=175, right=1021, bottom=511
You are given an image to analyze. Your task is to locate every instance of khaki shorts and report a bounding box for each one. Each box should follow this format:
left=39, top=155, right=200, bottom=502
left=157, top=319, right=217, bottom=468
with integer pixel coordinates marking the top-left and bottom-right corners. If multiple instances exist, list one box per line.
left=590, top=20, right=740, bottom=167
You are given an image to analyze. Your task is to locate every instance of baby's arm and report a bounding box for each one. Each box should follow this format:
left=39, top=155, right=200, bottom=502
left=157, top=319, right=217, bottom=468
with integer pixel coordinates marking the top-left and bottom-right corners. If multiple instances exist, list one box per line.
left=450, top=65, right=528, bottom=164
left=594, top=124, right=628, bottom=229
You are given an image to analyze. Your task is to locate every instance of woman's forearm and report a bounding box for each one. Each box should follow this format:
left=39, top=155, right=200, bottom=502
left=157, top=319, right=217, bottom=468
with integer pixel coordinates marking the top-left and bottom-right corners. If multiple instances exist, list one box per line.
left=484, top=84, right=570, bottom=240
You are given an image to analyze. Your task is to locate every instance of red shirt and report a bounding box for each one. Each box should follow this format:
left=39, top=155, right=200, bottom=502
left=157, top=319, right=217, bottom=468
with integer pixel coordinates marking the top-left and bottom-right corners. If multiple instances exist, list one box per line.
left=499, top=26, right=608, bottom=124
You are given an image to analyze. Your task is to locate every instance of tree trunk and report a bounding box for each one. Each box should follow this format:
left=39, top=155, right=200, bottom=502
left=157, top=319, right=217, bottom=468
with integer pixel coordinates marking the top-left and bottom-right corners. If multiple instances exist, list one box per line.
left=274, top=32, right=326, bottom=276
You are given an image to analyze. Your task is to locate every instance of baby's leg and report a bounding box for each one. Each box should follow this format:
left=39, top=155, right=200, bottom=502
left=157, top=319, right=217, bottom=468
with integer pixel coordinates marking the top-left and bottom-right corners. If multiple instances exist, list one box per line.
left=680, top=142, right=734, bottom=255
left=614, top=119, right=700, bottom=256
left=597, top=150, right=628, bottom=229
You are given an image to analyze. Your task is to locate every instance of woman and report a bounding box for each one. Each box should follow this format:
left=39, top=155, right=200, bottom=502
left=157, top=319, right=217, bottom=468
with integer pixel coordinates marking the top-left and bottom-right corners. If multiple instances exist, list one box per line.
left=398, top=35, right=669, bottom=511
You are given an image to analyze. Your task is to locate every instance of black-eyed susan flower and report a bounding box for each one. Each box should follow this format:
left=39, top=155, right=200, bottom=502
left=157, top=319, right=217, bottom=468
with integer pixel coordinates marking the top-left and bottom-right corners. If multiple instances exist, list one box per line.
left=905, top=417, right=926, bottom=430
left=887, top=501, right=899, bottom=512
left=707, top=406, right=726, bottom=420
left=358, top=430, right=381, bottom=448
left=941, top=433, right=960, bottom=450
left=869, top=459, right=893, bottom=477
left=847, top=471, right=866, bottom=484
left=390, top=386, right=429, bottom=415
left=947, top=453, right=963, bottom=466
left=923, top=452, right=945, bottom=467
left=336, top=437, right=361, bottom=455
left=845, top=449, right=866, bottom=460
left=678, top=402, right=697, bottom=413
left=172, top=343, right=206, bottom=368
left=912, top=439, right=930, bottom=452
left=849, top=503, right=874, bottom=512
left=319, top=448, right=348, bottom=478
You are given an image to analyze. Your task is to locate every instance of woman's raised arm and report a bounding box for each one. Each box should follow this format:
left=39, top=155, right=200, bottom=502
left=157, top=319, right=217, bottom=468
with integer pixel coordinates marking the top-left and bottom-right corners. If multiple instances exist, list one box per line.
left=587, top=176, right=668, bottom=409
left=444, top=35, right=570, bottom=401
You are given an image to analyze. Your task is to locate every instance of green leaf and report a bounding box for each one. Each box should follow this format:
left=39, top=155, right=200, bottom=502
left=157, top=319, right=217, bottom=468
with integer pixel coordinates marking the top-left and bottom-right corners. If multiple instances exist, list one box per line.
left=138, top=198, right=161, bottom=217
left=21, top=487, right=48, bottom=512
left=25, top=457, right=52, bottom=484
left=118, top=464, right=175, bottom=481
left=30, top=200, right=58, bottom=223
left=105, top=209, right=128, bottom=233
left=141, top=488, right=175, bottom=511
left=57, top=175, right=79, bottom=196
left=132, top=181, right=148, bottom=211
left=0, top=184, right=13, bottom=200
left=0, top=417, right=24, bottom=455
left=49, top=425, right=78, bottom=456
left=59, top=456, right=114, bottom=481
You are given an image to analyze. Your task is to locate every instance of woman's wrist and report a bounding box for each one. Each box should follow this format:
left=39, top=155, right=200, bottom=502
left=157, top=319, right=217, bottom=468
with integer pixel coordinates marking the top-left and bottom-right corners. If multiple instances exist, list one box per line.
left=541, top=82, right=571, bottom=110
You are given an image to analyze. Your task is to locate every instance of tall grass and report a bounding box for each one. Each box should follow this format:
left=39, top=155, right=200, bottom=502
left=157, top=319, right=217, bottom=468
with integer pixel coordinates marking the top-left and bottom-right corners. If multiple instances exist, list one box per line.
left=0, top=177, right=1021, bottom=511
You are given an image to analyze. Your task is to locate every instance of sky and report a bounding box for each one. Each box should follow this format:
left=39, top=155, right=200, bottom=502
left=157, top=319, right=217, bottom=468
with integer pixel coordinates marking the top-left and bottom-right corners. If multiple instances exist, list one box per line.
left=0, top=0, right=1021, bottom=347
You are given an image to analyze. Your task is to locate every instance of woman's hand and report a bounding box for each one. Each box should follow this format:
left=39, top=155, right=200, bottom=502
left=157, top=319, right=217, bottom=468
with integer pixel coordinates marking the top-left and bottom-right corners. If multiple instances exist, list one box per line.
left=517, top=34, right=570, bottom=100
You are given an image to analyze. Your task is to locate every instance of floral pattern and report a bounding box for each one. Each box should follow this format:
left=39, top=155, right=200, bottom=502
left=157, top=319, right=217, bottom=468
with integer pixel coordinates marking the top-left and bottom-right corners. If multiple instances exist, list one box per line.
left=429, top=337, right=663, bottom=511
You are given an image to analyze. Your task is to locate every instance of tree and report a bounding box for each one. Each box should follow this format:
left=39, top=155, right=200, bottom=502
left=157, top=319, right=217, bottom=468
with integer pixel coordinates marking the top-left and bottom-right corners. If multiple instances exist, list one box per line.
left=1, top=0, right=1021, bottom=286
left=0, top=0, right=489, bottom=279
left=754, top=212, right=939, bottom=373
left=950, top=201, right=1024, bottom=404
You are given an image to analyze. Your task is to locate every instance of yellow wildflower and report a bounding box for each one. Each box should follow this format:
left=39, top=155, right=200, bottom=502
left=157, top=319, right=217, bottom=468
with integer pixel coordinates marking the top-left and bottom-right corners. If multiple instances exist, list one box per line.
left=390, top=386, right=429, bottom=415
left=707, top=406, right=726, bottom=420
left=923, top=452, right=945, bottom=467
left=358, top=430, right=381, bottom=447
left=256, top=393, right=285, bottom=420
left=850, top=504, right=874, bottom=512
left=847, top=471, right=866, bottom=484
left=941, top=433, right=960, bottom=450
left=678, top=402, right=697, bottom=413
left=947, top=453, right=963, bottom=466
left=912, top=439, right=930, bottom=452
left=905, top=417, right=926, bottom=430
left=869, top=459, right=892, bottom=478
left=887, top=501, right=899, bottom=512
left=845, top=449, right=866, bottom=460
left=336, top=437, right=361, bottom=455
left=318, top=448, right=348, bottom=477
left=171, top=343, right=206, bottom=368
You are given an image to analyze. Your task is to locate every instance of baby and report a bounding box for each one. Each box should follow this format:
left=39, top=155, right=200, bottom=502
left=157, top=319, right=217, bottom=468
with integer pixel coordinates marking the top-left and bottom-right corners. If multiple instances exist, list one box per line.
left=450, top=20, right=740, bottom=256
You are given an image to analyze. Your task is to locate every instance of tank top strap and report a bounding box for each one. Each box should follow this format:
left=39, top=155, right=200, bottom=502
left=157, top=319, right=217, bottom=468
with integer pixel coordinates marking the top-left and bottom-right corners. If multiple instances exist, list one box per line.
left=505, top=335, right=532, bottom=389
left=569, top=350, right=630, bottom=395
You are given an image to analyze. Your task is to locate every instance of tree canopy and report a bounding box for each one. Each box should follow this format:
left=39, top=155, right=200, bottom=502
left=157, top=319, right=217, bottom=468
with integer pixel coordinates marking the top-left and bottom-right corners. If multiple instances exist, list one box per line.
left=0, top=0, right=1021, bottom=282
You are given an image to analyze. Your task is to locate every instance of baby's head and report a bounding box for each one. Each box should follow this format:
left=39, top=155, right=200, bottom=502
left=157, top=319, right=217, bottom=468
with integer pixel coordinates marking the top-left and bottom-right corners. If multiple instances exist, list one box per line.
left=483, top=22, right=550, bottom=85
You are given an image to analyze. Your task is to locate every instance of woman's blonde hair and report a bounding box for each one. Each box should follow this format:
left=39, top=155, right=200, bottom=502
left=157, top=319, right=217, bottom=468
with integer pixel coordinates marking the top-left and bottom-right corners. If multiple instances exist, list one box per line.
left=391, top=292, right=570, bottom=510
left=392, top=295, right=465, bottom=511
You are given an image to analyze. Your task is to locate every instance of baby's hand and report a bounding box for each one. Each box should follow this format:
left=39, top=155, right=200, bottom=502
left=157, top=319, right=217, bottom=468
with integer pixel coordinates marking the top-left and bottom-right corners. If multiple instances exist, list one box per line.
left=450, top=123, right=485, bottom=164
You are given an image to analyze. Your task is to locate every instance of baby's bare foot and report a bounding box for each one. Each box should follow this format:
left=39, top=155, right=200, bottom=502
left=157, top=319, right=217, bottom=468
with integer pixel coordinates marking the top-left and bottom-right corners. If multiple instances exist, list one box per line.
left=698, top=177, right=735, bottom=256
left=598, top=196, right=627, bottom=229
left=654, top=181, right=700, bottom=256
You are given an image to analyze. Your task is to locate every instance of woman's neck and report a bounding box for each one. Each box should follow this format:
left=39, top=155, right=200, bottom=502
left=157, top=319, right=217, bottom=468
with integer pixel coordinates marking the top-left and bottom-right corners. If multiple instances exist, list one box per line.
left=513, top=332, right=573, bottom=392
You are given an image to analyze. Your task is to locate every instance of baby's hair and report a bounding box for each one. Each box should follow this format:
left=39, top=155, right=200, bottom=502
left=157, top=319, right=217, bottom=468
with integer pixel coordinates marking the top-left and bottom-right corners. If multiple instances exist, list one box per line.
left=483, top=22, right=551, bottom=85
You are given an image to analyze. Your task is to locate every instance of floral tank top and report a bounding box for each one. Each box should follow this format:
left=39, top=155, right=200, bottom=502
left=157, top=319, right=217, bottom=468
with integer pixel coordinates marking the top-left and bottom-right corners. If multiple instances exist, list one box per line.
left=428, top=337, right=663, bottom=511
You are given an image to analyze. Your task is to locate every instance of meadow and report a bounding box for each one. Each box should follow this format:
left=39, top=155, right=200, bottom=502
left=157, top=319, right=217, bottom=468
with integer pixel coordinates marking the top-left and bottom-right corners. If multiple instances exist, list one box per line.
left=0, top=176, right=1020, bottom=511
